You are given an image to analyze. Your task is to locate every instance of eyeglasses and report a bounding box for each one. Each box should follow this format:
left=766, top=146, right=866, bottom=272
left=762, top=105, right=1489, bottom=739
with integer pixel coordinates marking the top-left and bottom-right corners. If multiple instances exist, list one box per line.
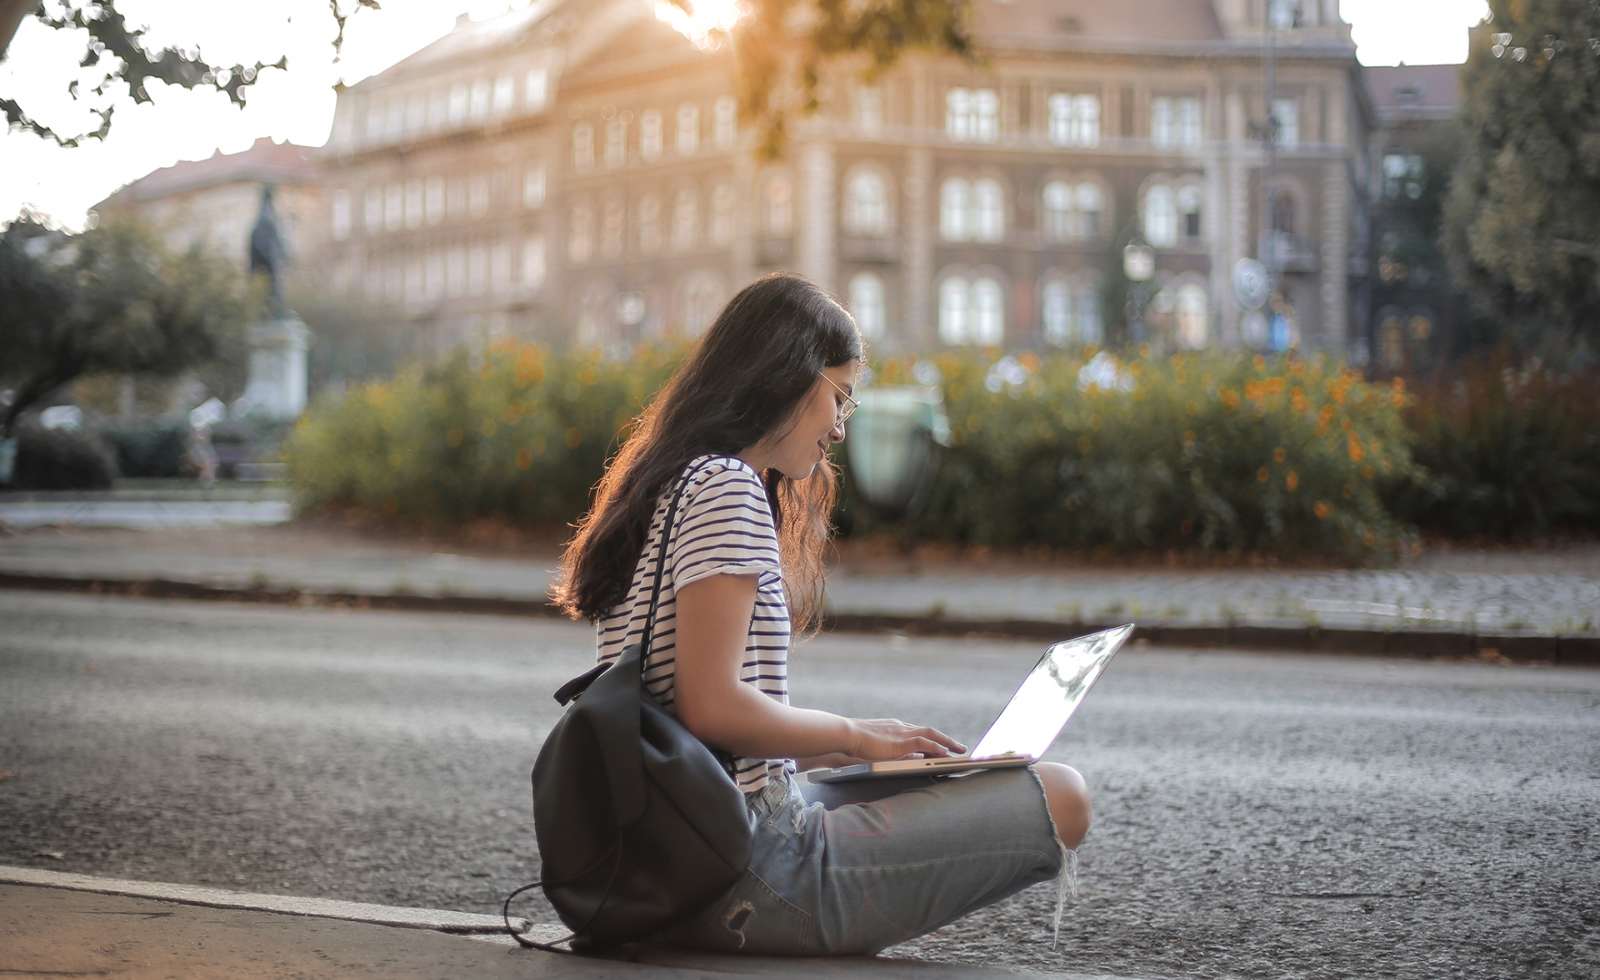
left=820, top=373, right=860, bottom=424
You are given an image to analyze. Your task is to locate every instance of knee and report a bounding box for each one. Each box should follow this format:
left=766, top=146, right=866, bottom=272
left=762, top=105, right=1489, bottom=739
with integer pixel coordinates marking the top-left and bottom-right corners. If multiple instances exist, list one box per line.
left=1033, top=762, right=1091, bottom=850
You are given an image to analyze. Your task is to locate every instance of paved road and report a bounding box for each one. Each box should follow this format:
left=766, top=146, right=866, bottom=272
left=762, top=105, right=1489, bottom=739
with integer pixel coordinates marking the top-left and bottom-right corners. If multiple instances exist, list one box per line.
left=1, top=591, right=1596, bottom=979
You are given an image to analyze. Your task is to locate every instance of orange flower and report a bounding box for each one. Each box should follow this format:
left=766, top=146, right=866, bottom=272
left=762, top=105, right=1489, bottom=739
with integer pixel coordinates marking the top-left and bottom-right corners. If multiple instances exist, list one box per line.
left=1274, top=446, right=1287, bottom=462
left=1257, top=467, right=1270, bottom=483
left=1253, top=354, right=1267, bottom=371
left=1313, top=501, right=1331, bottom=519
left=1223, top=390, right=1240, bottom=409
left=1347, top=435, right=1364, bottom=462
left=1286, top=471, right=1299, bottom=492
left=1362, top=464, right=1376, bottom=479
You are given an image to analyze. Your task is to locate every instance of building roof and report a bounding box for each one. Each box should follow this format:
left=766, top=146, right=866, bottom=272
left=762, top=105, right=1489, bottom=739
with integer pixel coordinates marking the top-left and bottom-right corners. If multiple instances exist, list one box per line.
left=1364, top=64, right=1460, bottom=121
left=348, top=0, right=565, bottom=89
left=977, top=0, right=1225, bottom=45
left=98, top=138, right=319, bottom=207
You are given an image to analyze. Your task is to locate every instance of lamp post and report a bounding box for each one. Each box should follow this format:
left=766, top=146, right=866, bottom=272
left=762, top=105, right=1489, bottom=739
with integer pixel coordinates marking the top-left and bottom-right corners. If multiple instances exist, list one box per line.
left=1262, top=0, right=1295, bottom=308
left=1123, top=240, right=1155, bottom=345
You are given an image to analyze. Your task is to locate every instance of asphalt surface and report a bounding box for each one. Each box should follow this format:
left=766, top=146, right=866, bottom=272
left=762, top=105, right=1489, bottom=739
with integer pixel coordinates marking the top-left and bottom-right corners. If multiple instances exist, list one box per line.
left=1, top=590, right=1597, bottom=979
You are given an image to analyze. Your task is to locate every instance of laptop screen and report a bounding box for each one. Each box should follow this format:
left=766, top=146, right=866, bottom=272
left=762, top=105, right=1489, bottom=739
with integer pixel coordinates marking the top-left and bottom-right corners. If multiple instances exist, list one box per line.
left=969, top=625, right=1131, bottom=760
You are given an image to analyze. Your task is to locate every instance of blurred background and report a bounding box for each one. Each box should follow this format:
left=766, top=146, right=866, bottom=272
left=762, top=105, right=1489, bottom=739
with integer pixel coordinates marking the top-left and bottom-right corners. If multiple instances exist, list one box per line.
left=2, top=0, right=1595, bottom=557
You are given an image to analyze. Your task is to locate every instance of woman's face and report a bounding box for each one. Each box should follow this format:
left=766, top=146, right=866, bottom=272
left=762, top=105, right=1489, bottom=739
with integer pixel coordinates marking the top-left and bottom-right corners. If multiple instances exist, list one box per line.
left=745, top=362, right=857, bottom=481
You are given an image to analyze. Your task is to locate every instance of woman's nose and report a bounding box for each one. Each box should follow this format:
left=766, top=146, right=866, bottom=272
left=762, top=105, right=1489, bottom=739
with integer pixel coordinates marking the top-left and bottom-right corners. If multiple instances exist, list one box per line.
left=829, top=418, right=846, bottom=442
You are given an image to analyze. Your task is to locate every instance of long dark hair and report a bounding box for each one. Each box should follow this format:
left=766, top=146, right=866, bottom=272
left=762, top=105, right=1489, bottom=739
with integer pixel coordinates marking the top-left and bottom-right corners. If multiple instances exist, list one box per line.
left=555, top=273, right=864, bottom=637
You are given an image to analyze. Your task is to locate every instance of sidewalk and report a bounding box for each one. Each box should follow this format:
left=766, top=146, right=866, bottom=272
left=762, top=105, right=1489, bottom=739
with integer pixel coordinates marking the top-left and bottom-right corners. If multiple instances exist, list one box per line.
left=0, top=867, right=1091, bottom=980
left=0, top=519, right=1596, bottom=663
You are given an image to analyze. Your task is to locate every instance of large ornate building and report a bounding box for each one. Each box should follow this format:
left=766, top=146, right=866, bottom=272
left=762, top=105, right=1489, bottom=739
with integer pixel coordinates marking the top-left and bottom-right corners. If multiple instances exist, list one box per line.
left=315, top=0, right=1374, bottom=356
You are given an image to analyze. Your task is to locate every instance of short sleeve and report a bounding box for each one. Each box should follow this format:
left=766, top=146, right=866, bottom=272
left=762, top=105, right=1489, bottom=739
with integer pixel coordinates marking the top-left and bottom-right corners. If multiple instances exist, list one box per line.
left=670, top=461, right=781, bottom=590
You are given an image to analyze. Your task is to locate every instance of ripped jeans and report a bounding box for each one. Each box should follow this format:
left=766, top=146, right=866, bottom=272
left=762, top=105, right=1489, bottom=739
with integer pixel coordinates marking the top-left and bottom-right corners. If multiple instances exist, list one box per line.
left=658, top=767, right=1064, bottom=956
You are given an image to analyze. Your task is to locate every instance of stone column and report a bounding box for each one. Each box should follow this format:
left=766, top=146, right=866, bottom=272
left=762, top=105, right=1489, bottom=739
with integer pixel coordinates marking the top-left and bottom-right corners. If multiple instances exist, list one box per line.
left=796, top=140, right=836, bottom=293
left=903, top=144, right=933, bottom=347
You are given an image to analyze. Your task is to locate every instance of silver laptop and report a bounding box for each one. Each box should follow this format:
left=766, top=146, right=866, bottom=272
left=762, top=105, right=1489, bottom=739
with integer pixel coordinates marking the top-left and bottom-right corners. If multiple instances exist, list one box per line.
left=809, top=624, right=1133, bottom=783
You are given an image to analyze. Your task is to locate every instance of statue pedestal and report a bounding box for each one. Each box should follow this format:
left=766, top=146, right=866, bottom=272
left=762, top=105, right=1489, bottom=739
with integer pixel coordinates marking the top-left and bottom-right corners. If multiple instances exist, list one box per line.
left=237, top=318, right=312, bottom=419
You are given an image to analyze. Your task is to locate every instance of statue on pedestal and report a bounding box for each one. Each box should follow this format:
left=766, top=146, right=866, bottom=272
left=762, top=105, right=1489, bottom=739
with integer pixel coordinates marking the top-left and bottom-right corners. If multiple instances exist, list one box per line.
left=238, top=184, right=311, bottom=419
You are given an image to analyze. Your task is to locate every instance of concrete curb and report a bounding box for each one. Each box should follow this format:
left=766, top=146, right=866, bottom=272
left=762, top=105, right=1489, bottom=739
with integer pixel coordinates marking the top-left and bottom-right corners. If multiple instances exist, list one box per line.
left=0, top=864, right=526, bottom=936
left=3, top=570, right=1595, bottom=665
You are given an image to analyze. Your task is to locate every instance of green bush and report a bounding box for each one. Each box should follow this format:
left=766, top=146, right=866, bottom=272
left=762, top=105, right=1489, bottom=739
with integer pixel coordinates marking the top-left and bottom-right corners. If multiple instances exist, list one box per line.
left=1394, top=348, right=1600, bottom=537
left=10, top=421, right=118, bottom=490
left=848, top=349, right=1418, bottom=560
left=283, top=341, right=684, bottom=524
left=102, top=419, right=188, bottom=478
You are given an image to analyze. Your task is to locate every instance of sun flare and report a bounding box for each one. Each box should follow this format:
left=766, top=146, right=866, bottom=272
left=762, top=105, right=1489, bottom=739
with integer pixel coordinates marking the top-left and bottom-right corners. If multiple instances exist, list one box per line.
left=652, top=0, right=748, bottom=50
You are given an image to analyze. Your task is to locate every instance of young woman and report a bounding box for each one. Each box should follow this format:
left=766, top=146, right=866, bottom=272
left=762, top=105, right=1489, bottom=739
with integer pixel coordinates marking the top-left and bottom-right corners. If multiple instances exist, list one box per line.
left=556, top=273, right=1091, bottom=955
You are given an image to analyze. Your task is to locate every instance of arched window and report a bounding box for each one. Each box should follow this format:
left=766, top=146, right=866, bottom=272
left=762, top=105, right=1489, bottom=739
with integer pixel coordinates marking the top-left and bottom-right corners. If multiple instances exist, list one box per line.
left=973, top=179, right=1004, bottom=243
left=638, top=193, right=662, bottom=254
left=568, top=199, right=593, bottom=263
left=671, top=187, right=698, bottom=250
left=709, top=181, right=735, bottom=246
left=676, top=102, right=699, bottom=156
left=1072, top=95, right=1100, bottom=147
left=945, top=88, right=971, bottom=142
left=1177, top=184, right=1203, bottom=240
left=1272, top=191, right=1295, bottom=234
left=763, top=175, right=792, bottom=237
left=940, top=178, right=970, bottom=241
left=849, top=272, right=886, bottom=339
left=572, top=121, right=594, bottom=172
left=1043, top=181, right=1073, bottom=242
left=972, top=89, right=998, bottom=143
left=939, top=277, right=969, bottom=344
left=1076, top=183, right=1103, bottom=238
left=680, top=271, right=725, bottom=336
left=1175, top=283, right=1208, bottom=349
left=972, top=277, right=1004, bottom=345
left=1042, top=279, right=1072, bottom=346
left=600, top=194, right=625, bottom=259
left=1076, top=286, right=1104, bottom=346
left=605, top=118, right=626, bottom=168
left=713, top=95, right=737, bottom=148
left=640, top=109, right=663, bottom=162
left=1144, top=184, right=1178, bottom=248
left=844, top=169, right=890, bottom=236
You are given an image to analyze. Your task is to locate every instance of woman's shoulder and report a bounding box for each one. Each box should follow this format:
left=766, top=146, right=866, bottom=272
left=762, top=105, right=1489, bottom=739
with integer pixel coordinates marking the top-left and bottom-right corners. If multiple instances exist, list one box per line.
left=680, top=454, right=764, bottom=493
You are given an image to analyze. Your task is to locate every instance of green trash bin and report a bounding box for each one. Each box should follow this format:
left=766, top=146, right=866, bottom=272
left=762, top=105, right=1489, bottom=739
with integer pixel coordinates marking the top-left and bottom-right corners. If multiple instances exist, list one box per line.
left=844, top=385, right=951, bottom=518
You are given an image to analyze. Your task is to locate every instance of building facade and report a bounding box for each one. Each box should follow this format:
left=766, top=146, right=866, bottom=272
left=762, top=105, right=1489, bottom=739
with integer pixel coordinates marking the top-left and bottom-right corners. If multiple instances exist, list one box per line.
left=315, top=0, right=1375, bottom=356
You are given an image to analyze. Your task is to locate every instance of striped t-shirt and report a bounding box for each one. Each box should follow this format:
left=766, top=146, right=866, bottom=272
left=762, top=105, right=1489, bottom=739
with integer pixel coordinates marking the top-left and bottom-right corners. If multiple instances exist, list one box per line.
left=596, top=455, right=794, bottom=794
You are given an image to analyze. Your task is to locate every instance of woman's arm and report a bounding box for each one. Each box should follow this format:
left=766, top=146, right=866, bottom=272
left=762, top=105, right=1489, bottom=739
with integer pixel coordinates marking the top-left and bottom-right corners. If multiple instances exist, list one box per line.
left=672, top=572, right=965, bottom=762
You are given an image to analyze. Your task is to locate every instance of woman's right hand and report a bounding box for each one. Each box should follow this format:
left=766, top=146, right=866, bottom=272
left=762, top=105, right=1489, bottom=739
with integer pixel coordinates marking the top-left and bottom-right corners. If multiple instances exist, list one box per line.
left=845, top=718, right=967, bottom=762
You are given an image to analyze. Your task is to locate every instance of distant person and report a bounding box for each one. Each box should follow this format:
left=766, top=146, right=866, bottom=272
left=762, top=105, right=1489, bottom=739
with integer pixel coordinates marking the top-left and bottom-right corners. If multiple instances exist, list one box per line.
left=185, top=425, right=219, bottom=489
left=555, top=273, right=1090, bottom=955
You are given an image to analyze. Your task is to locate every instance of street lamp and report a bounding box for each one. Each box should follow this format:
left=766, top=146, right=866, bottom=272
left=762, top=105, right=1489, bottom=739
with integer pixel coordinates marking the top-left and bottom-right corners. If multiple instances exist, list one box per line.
left=1123, top=241, right=1155, bottom=345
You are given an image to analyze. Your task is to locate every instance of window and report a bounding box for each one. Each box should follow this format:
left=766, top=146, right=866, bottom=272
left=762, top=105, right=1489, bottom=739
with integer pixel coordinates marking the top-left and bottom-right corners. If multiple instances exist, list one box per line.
left=449, top=83, right=468, bottom=125
left=973, top=179, right=1004, bottom=242
left=1177, top=184, right=1203, bottom=239
left=569, top=200, right=593, bottom=262
left=1383, top=153, right=1425, bottom=199
left=467, top=244, right=488, bottom=295
left=1271, top=97, right=1298, bottom=148
left=710, top=181, right=735, bottom=246
left=490, top=242, right=511, bottom=292
left=426, top=177, right=444, bottom=224
left=939, top=278, right=969, bottom=344
left=424, top=250, right=443, bottom=299
left=1043, top=181, right=1072, bottom=241
left=1152, top=96, right=1202, bottom=148
left=427, top=90, right=446, bottom=130
left=844, top=168, right=890, bottom=236
left=939, top=276, right=1004, bottom=345
left=404, top=180, right=423, bottom=229
left=467, top=176, right=488, bottom=219
left=446, top=246, right=466, bottom=297
left=940, top=178, right=970, bottom=241
left=469, top=79, right=490, bottom=121
left=1144, top=183, right=1177, bottom=248
left=1048, top=94, right=1101, bottom=147
left=671, top=187, right=698, bottom=250
left=331, top=190, right=351, bottom=240
left=1076, top=287, right=1103, bottom=346
left=446, top=179, right=465, bottom=219
left=763, top=175, right=792, bottom=236
left=364, top=187, right=382, bottom=230
left=946, top=87, right=998, bottom=143
left=640, top=109, right=663, bottom=162
left=524, top=67, right=548, bottom=112
left=385, top=101, right=404, bottom=141
left=605, top=119, right=626, bottom=168
left=1043, top=280, right=1071, bottom=346
left=713, top=95, right=737, bottom=148
left=1175, top=283, right=1208, bottom=349
left=676, top=102, right=699, bottom=156
left=384, top=183, right=403, bottom=231
left=572, top=121, right=594, bottom=172
left=521, top=234, right=546, bottom=290
left=1076, top=183, right=1103, bottom=238
left=849, top=272, right=886, bottom=339
left=854, top=86, right=883, bottom=135
left=493, top=74, right=514, bottom=116
left=406, top=95, right=426, bottom=133
left=1272, top=191, right=1295, bottom=234
left=601, top=195, right=625, bottom=259
left=523, top=165, right=545, bottom=209
left=638, top=193, right=662, bottom=253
